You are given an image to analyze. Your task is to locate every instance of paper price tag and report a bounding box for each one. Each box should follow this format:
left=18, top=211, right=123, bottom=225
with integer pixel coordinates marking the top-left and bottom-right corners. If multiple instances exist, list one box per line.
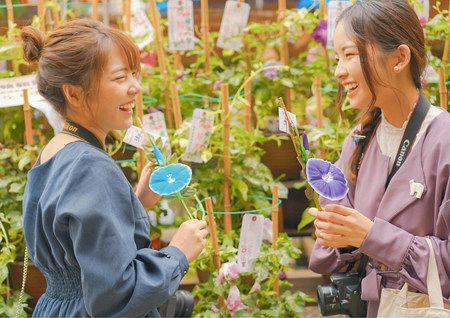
left=237, top=214, right=264, bottom=272
left=278, top=107, right=297, bottom=134
left=168, top=0, right=195, bottom=51
left=142, top=111, right=171, bottom=154
left=182, top=108, right=215, bottom=163
left=326, top=0, right=352, bottom=48
left=130, top=0, right=155, bottom=49
left=217, top=0, right=250, bottom=51
left=123, top=125, right=146, bottom=149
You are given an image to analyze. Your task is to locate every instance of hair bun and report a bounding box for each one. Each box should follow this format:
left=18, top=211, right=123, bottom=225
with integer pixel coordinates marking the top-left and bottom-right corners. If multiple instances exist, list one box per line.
left=21, top=26, right=45, bottom=63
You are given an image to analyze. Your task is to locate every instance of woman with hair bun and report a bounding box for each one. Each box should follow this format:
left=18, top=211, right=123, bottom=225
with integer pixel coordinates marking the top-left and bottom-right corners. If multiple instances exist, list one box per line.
left=22, top=19, right=208, bottom=317
left=308, top=0, right=450, bottom=316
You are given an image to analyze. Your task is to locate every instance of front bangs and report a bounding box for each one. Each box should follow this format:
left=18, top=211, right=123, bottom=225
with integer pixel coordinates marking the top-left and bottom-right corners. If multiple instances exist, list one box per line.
left=112, top=31, right=141, bottom=74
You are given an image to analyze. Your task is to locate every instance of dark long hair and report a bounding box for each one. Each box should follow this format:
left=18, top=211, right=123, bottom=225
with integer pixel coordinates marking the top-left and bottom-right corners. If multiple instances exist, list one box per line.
left=335, top=0, right=426, bottom=183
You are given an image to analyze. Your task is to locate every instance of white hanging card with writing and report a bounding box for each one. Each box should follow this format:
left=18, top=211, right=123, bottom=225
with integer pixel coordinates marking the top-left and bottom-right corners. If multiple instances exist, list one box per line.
left=182, top=108, right=215, bottom=163
left=278, top=107, right=297, bottom=134
left=130, top=0, right=155, bottom=49
left=217, top=0, right=250, bottom=51
left=237, top=214, right=264, bottom=272
left=168, top=0, right=195, bottom=51
left=142, top=111, right=171, bottom=154
left=123, top=125, right=146, bottom=149
left=326, top=0, right=352, bottom=49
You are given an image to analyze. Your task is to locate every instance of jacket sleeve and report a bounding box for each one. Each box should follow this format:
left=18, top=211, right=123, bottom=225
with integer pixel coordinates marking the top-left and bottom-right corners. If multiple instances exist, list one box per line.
left=60, top=152, right=189, bottom=317
left=359, top=203, right=450, bottom=301
left=309, top=134, right=360, bottom=274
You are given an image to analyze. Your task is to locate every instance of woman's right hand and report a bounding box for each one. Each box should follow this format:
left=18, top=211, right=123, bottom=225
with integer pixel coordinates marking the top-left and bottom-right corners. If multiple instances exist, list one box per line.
left=169, top=219, right=208, bottom=262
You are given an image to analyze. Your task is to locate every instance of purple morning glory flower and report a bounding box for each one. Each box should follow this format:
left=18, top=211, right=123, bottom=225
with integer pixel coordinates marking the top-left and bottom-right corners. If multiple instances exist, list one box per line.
left=278, top=271, right=287, bottom=280
left=262, top=60, right=283, bottom=79
left=302, top=131, right=310, bottom=151
left=311, top=20, right=328, bottom=47
left=306, top=158, right=348, bottom=201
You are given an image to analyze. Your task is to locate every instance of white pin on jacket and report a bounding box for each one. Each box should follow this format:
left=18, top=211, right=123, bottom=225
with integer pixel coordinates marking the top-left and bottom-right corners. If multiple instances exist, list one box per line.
left=409, top=179, right=425, bottom=199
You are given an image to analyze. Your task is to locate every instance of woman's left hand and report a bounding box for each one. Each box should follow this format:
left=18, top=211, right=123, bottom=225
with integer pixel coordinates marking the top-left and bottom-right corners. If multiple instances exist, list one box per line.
left=308, top=204, right=374, bottom=248
left=135, top=162, right=161, bottom=210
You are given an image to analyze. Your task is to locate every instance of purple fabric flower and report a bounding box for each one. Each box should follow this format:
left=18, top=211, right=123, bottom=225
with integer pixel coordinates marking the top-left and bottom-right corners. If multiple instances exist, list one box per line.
left=311, top=20, right=328, bottom=46
left=306, top=158, right=349, bottom=201
left=302, top=131, right=310, bottom=151
left=262, top=60, right=283, bottom=79
left=278, top=271, right=287, bottom=280
left=226, top=286, right=249, bottom=316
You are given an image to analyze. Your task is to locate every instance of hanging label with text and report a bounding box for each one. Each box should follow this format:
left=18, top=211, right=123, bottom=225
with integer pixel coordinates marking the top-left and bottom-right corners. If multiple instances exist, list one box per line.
left=168, top=0, right=195, bottom=51
left=217, top=0, right=250, bottom=51
left=142, top=111, right=171, bottom=155
left=237, top=214, right=264, bottom=272
left=130, top=0, right=155, bottom=49
left=182, top=108, right=215, bottom=163
left=278, top=107, right=297, bottom=134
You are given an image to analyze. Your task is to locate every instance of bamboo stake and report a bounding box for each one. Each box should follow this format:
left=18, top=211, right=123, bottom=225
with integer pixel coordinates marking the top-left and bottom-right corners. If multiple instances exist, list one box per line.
left=91, top=0, right=99, bottom=20
left=123, top=0, right=131, bottom=32
left=136, top=92, right=146, bottom=178
left=174, top=53, right=184, bottom=71
left=201, top=0, right=211, bottom=75
left=23, top=90, right=34, bottom=145
left=205, top=197, right=221, bottom=271
left=148, top=0, right=174, bottom=129
left=271, top=184, right=280, bottom=297
left=278, top=0, right=292, bottom=111
left=221, top=84, right=232, bottom=234
left=244, top=77, right=252, bottom=132
left=38, top=0, right=46, bottom=32
left=319, top=0, right=327, bottom=20
left=5, top=0, right=14, bottom=31
left=313, top=76, right=323, bottom=128
left=438, top=67, right=448, bottom=110
left=170, top=83, right=183, bottom=129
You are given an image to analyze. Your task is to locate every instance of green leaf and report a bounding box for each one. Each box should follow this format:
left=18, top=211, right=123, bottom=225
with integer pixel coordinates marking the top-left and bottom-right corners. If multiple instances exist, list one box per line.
left=281, top=78, right=294, bottom=88
left=18, top=156, right=31, bottom=171
left=297, top=207, right=315, bottom=231
left=9, top=182, right=23, bottom=193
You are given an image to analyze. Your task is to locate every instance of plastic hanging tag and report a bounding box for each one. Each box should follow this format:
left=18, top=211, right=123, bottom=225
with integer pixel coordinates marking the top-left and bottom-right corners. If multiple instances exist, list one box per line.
left=278, top=107, right=297, bottom=134
left=130, top=0, right=155, bottom=49
left=237, top=214, right=264, bottom=272
left=168, top=0, right=195, bottom=51
left=143, top=111, right=171, bottom=155
left=123, top=125, right=146, bottom=149
left=182, top=108, right=215, bottom=163
left=217, top=0, right=251, bottom=51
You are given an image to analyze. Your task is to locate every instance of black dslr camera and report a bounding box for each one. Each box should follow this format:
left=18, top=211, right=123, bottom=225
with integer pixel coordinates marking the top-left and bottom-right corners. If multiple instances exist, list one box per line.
left=317, top=271, right=367, bottom=317
left=158, top=290, right=194, bottom=317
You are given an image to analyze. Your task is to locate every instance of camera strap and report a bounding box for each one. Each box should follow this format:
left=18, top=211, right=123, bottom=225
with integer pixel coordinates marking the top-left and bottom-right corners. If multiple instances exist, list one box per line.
left=61, top=120, right=105, bottom=151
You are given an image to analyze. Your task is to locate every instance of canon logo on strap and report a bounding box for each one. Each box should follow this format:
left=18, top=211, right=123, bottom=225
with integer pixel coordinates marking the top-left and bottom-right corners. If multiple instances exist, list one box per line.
left=395, top=139, right=410, bottom=167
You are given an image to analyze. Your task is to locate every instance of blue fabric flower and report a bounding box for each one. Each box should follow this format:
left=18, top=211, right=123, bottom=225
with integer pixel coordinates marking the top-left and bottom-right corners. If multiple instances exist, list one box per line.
left=306, top=158, right=348, bottom=200
left=149, top=163, right=192, bottom=196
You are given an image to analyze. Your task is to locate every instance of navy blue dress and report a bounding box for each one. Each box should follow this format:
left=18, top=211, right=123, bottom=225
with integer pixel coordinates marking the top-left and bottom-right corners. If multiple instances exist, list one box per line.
left=23, top=141, right=189, bottom=317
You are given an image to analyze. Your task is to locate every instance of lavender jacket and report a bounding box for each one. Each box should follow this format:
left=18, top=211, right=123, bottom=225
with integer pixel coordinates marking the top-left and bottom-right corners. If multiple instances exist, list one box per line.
left=309, top=110, right=450, bottom=317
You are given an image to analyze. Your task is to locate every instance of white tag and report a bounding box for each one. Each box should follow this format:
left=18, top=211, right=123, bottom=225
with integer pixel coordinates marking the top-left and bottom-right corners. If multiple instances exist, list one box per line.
left=237, top=214, right=264, bottom=272
left=168, top=0, right=195, bottom=51
left=326, top=1, right=352, bottom=49
left=142, top=112, right=171, bottom=155
left=130, top=0, right=155, bottom=49
left=278, top=107, right=297, bottom=134
left=123, top=125, right=146, bottom=149
left=217, top=0, right=250, bottom=51
left=0, top=75, right=65, bottom=133
left=182, top=108, right=215, bottom=163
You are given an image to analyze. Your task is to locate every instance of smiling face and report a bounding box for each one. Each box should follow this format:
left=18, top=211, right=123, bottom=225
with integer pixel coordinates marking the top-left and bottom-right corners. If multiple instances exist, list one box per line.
left=91, top=44, right=141, bottom=132
left=334, top=22, right=374, bottom=110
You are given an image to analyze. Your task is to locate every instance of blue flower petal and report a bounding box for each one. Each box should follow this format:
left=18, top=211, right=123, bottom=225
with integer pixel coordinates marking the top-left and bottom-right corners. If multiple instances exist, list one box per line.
left=149, top=163, right=192, bottom=196
left=153, top=144, right=166, bottom=166
left=306, top=158, right=348, bottom=201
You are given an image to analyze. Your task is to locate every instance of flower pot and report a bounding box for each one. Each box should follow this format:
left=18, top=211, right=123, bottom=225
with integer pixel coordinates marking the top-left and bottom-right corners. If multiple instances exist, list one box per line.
left=260, top=132, right=301, bottom=181
left=9, top=261, right=47, bottom=308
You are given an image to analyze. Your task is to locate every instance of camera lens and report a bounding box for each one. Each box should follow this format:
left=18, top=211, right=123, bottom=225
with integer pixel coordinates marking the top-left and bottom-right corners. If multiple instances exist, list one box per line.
left=317, top=283, right=342, bottom=316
